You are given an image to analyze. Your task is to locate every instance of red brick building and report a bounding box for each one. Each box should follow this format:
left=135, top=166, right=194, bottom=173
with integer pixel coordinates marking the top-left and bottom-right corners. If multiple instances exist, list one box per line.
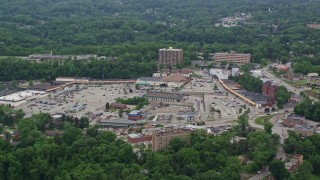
left=213, top=51, right=251, bottom=65
left=262, top=81, right=278, bottom=98
left=127, top=134, right=152, bottom=145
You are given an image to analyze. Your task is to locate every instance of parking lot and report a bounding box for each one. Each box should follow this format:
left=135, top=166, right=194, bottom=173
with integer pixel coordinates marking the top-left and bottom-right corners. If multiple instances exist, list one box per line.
left=18, top=84, right=141, bottom=119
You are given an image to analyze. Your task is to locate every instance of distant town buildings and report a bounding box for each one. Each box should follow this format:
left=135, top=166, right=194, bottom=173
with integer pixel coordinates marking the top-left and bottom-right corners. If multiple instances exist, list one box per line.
left=213, top=51, right=251, bottom=65
left=158, top=47, right=183, bottom=66
left=215, top=13, right=251, bottom=28
left=306, top=23, right=320, bottom=29
left=26, top=53, right=98, bottom=62
left=262, top=81, right=278, bottom=98
left=152, top=128, right=191, bottom=151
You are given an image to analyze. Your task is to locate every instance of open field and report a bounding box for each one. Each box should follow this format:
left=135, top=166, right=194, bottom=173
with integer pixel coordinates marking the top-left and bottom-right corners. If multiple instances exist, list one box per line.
left=255, top=115, right=275, bottom=125
left=310, top=174, right=320, bottom=180
left=283, top=79, right=308, bottom=87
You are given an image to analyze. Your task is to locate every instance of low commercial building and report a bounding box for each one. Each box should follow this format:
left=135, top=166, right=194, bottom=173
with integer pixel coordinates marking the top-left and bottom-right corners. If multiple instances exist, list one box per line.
left=136, top=77, right=164, bottom=86
left=127, top=133, right=152, bottom=145
left=152, top=128, right=191, bottom=151
left=307, top=73, right=319, bottom=78
left=293, top=124, right=315, bottom=137
left=98, top=119, right=146, bottom=128
left=282, top=114, right=305, bottom=127
left=110, top=102, right=127, bottom=110
left=56, top=77, right=76, bottom=82
left=163, top=74, right=190, bottom=87
left=176, top=111, right=198, bottom=122
left=250, top=70, right=262, bottom=78
left=128, top=110, right=143, bottom=120
left=210, top=68, right=230, bottom=80
left=144, top=93, right=184, bottom=102
left=171, top=68, right=193, bottom=77
left=231, top=68, right=240, bottom=77
left=0, top=90, right=47, bottom=107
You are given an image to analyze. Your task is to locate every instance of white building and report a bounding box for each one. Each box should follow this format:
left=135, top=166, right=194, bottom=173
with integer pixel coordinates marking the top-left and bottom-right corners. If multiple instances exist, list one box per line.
left=232, top=68, right=240, bottom=77
left=56, top=77, right=76, bottom=82
left=0, top=90, right=47, bottom=107
left=210, top=69, right=229, bottom=80
left=250, top=70, right=262, bottom=78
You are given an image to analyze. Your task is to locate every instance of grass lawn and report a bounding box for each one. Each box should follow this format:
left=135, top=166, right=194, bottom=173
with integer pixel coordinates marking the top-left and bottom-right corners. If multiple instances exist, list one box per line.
left=304, top=89, right=320, bottom=100
left=191, top=72, right=202, bottom=78
left=309, top=174, right=320, bottom=180
left=283, top=79, right=308, bottom=87
left=254, top=115, right=274, bottom=125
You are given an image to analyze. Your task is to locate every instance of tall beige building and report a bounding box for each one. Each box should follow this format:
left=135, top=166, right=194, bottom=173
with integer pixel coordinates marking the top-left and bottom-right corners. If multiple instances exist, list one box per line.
left=152, top=128, right=191, bottom=151
left=214, top=51, right=250, bottom=65
left=158, top=47, right=183, bottom=66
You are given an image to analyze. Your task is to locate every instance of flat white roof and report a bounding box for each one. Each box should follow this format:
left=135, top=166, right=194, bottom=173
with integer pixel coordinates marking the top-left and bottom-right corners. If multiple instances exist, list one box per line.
left=0, top=90, right=47, bottom=102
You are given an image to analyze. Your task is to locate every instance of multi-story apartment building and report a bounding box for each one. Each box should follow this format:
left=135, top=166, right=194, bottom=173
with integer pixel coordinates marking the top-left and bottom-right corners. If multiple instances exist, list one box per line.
left=213, top=51, right=250, bottom=65
left=158, top=47, right=183, bottom=66
left=152, top=128, right=191, bottom=151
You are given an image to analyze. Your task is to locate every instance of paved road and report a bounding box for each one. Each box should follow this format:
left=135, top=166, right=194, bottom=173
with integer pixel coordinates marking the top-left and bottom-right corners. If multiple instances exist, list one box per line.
left=262, top=67, right=317, bottom=101
left=247, top=108, right=293, bottom=180
left=248, top=171, right=271, bottom=180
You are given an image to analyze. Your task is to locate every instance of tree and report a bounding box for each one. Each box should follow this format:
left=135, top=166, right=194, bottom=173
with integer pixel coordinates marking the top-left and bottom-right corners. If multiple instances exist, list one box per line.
left=79, top=117, right=89, bottom=129
left=275, top=86, right=291, bottom=109
left=118, top=109, right=123, bottom=118
left=168, top=138, right=188, bottom=153
left=269, top=160, right=289, bottom=180
left=28, top=80, right=33, bottom=88
left=291, top=161, right=312, bottom=180
left=213, top=84, right=218, bottom=90
left=264, top=122, right=273, bottom=134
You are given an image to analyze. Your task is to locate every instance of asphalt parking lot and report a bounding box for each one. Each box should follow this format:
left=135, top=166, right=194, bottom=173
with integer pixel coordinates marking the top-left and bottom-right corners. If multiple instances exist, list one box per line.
left=18, top=84, right=141, bottom=118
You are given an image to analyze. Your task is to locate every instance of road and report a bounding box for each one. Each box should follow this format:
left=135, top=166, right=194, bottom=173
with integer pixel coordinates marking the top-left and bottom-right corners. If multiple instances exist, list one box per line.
left=262, top=67, right=317, bottom=101
left=247, top=108, right=293, bottom=180
left=248, top=171, right=271, bottom=180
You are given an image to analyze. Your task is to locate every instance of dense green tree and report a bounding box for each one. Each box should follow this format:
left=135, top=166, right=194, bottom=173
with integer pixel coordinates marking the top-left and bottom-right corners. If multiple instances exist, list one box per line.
left=275, top=86, right=291, bottom=108
left=269, top=160, right=289, bottom=180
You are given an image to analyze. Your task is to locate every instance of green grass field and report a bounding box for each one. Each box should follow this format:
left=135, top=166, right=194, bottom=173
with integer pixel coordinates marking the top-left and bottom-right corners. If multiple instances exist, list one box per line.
left=191, top=72, right=202, bottom=78
left=254, top=115, right=274, bottom=125
left=309, top=174, right=320, bottom=180
left=283, top=79, right=308, bottom=87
